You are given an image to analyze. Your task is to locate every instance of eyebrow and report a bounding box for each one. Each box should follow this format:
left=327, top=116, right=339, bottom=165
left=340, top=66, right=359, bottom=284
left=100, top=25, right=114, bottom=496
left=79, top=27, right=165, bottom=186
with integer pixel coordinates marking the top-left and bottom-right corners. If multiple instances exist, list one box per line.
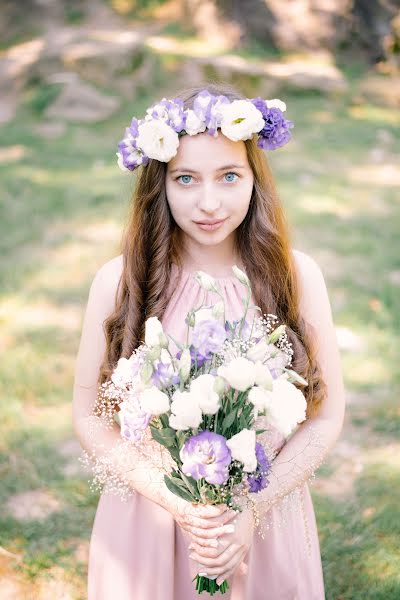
left=169, top=164, right=246, bottom=174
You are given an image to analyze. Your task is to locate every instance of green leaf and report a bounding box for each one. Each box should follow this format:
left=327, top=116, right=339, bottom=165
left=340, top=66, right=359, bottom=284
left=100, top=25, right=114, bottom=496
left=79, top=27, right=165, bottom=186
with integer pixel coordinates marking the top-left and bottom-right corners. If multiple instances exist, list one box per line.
left=255, top=428, right=268, bottom=435
left=222, top=410, right=237, bottom=430
left=180, top=472, right=201, bottom=500
left=164, top=475, right=194, bottom=502
left=150, top=425, right=176, bottom=448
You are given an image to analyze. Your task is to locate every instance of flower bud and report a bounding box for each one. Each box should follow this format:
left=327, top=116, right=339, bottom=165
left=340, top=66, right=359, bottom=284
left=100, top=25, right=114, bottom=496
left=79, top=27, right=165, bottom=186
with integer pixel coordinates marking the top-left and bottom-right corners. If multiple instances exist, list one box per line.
left=232, top=265, right=250, bottom=288
left=140, top=362, right=153, bottom=384
left=212, top=301, right=225, bottom=320
left=179, top=348, right=192, bottom=383
left=268, top=324, right=286, bottom=344
left=195, top=271, right=218, bottom=292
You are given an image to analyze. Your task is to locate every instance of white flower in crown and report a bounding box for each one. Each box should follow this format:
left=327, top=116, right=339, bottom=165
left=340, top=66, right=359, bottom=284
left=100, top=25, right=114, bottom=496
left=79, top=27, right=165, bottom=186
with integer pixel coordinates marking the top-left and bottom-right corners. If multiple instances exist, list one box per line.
left=218, top=100, right=265, bottom=142
left=184, top=109, right=207, bottom=136
left=266, top=98, right=287, bottom=112
left=136, top=119, right=180, bottom=162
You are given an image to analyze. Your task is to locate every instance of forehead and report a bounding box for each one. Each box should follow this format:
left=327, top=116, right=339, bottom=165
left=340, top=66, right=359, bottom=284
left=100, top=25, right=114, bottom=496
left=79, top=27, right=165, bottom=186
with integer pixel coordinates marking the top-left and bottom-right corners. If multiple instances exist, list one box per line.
left=167, top=132, right=249, bottom=171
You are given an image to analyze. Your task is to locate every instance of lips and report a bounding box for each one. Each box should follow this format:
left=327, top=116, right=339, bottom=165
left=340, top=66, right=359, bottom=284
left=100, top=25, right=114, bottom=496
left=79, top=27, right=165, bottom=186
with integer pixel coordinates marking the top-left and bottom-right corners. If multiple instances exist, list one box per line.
left=195, top=219, right=226, bottom=225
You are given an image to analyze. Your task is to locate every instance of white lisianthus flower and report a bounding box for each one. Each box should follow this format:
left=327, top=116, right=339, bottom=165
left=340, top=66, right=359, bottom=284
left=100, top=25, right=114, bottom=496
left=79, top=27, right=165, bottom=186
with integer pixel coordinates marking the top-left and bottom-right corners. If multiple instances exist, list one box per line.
left=266, top=98, right=286, bottom=112
left=226, top=429, right=257, bottom=472
left=232, top=265, right=250, bottom=288
left=254, top=361, right=273, bottom=390
left=140, top=386, right=170, bottom=416
left=111, top=356, right=137, bottom=388
left=136, top=119, right=179, bottom=162
left=246, top=340, right=269, bottom=363
left=169, top=390, right=203, bottom=431
left=190, top=374, right=221, bottom=415
left=145, top=317, right=164, bottom=347
left=267, top=377, right=307, bottom=437
left=219, top=100, right=265, bottom=142
left=184, top=109, right=207, bottom=136
left=195, top=271, right=218, bottom=292
left=194, top=307, right=214, bottom=326
left=248, top=385, right=273, bottom=412
left=217, top=357, right=256, bottom=391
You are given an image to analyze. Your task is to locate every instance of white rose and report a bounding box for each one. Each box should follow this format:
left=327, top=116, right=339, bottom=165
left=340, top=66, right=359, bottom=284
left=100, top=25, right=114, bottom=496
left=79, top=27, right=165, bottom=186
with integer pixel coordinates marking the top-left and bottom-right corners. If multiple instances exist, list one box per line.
left=219, top=100, right=265, bottom=142
left=140, top=386, right=170, bottom=416
left=217, top=357, right=256, bottom=391
left=226, top=429, right=257, bottom=472
left=136, top=119, right=179, bottom=162
left=184, top=109, right=207, bottom=136
left=267, top=377, right=307, bottom=437
left=145, top=317, right=164, bottom=347
left=190, top=374, right=221, bottom=415
left=169, top=390, right=203, bottom=431
left=195, top=271, right=218, bottom=291
left=254, top=361, right=273, bottom=390
left=266, top=98, right=286, bottom=112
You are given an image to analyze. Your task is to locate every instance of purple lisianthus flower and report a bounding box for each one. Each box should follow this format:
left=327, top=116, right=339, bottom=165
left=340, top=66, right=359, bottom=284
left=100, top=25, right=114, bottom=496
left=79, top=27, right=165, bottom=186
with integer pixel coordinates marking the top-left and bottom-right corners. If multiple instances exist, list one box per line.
left=192, top=319, right=226, bottom=361
left=176, top=346, right=207, bottom=369
left=151, top=360, right=174, bottom=387
left=257, top=107, right=294, bottom=151
left=146, top=98, right=186, bottom=133
left=180, top=431, right=232, bottom=485
left=247, top=442, right=271, bottom=492
left=250, top=97, right=270, bottom=119
left=224, top=319, right=251, bottom=341
left=192, top=91, right=230, bottom=137
left=119, top=400, right=151, bottom=442
left=117, top=118, right=149, bottom=171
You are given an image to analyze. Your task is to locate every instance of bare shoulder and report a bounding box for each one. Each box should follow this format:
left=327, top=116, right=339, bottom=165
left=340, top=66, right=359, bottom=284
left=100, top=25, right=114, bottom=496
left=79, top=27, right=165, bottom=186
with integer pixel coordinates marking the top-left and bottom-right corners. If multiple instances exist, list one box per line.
left=90, top=253, right=124, bottom=312
left=291, top=248, right=332, bottom=326
left=292, top=248, right=324, bottom=282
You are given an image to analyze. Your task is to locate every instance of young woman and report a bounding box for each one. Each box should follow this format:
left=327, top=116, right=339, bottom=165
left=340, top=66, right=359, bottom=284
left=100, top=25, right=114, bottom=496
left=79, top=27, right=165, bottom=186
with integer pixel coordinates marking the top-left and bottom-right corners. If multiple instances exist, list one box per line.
left=72, top=82, right=345, bottom=599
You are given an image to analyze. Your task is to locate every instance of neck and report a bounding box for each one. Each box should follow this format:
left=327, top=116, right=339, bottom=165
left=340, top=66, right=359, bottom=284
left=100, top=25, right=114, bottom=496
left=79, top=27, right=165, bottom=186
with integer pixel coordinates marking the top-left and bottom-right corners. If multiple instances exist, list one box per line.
left=179, top=233, right=243, bottom=276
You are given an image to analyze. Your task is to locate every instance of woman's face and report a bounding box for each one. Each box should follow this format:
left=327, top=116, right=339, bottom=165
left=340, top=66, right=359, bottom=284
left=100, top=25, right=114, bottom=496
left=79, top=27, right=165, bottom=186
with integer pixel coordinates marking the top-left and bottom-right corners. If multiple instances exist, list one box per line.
left=165, top=131, right=254, bottom=250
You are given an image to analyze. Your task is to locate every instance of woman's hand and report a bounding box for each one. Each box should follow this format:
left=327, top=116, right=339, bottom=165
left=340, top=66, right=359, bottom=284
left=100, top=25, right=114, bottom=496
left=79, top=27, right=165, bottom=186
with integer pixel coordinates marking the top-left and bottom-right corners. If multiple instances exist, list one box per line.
left=188, top=506, right=254, bottom=585
left=167, top=496, right=237, bottom=549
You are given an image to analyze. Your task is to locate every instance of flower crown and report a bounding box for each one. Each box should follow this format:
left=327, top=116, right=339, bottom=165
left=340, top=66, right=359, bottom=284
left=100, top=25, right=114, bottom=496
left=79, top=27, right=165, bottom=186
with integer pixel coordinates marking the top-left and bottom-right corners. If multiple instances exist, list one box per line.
left=117, top=89, right=294, bottom=172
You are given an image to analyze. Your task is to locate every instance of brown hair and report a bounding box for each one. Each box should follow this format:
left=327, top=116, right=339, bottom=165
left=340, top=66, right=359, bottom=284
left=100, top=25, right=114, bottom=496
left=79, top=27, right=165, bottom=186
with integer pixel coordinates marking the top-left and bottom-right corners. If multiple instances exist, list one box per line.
left=99, top=82, right=326, bottom=418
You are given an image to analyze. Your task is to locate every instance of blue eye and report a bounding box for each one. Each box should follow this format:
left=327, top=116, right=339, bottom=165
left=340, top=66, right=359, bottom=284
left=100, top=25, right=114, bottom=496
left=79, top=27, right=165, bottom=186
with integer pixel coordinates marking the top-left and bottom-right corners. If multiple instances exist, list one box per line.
left=224, top=172, right=238, bottom=183
left=178, top=175, right=192, bottom=184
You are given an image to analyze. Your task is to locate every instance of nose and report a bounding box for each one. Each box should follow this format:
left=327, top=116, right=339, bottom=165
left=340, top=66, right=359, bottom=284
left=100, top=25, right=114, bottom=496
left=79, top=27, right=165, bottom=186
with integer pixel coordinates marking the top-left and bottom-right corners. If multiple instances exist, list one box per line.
left=197, top=181, right=222, bottom=214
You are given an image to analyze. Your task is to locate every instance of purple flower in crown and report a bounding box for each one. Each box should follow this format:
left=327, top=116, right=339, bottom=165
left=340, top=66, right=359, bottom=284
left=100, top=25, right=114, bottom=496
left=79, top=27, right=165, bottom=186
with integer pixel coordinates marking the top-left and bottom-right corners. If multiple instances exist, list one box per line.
left=250, top=97, right=270, bottom=120
left=193, top=91, right=230, bottom=137
left=117, top=117, right=149, bottom=171
left=192, top=319, right=227, bottom=361
left=247, top=442, right=271, bottom=492
left=146, top=98, right=186, bottom=133
left=180, top=431, right=232, bottom=485
left=258, top=108, right=294, bottom=151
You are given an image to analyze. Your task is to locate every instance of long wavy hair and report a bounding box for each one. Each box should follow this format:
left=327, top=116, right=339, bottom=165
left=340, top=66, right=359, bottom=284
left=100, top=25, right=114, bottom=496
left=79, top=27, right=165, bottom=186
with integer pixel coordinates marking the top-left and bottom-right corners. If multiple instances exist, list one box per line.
left=99, top=82, right=326, bottom=418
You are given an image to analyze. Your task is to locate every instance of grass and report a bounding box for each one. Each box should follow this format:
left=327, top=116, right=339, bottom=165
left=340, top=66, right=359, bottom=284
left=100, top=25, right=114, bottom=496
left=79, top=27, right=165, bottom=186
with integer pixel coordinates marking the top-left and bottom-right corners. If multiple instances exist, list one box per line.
left=0, top=57, right=399, bottom=598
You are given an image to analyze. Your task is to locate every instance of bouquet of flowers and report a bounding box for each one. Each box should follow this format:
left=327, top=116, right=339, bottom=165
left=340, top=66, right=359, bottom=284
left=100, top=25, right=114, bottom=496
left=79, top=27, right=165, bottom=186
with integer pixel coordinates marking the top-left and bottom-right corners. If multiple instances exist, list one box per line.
left=95, top=266, right=309, bottom=595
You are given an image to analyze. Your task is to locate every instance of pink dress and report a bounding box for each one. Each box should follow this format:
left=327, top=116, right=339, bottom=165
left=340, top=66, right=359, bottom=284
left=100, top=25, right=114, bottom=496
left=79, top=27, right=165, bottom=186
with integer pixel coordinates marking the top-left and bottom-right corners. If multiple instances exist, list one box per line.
left=87, top=265, right=326, bottom=599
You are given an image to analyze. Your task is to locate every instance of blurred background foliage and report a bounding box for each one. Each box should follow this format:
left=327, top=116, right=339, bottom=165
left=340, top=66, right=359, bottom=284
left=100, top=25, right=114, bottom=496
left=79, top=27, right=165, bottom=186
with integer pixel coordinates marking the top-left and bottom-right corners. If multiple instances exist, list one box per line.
left=0, top=1, right=399, bottom=598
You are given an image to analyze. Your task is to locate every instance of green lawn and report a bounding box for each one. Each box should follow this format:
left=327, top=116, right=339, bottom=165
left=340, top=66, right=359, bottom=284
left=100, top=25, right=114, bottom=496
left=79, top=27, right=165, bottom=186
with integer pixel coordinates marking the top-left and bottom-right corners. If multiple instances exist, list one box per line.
left=0, top=65, right=399, bottom=598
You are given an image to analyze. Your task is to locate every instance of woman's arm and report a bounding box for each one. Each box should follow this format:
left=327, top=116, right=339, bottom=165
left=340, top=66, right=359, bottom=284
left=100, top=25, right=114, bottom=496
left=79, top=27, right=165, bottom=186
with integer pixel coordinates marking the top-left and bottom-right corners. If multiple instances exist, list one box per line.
left=72, top=256, right=184, bottom=513
left=250, top=250, right=346, bottom=520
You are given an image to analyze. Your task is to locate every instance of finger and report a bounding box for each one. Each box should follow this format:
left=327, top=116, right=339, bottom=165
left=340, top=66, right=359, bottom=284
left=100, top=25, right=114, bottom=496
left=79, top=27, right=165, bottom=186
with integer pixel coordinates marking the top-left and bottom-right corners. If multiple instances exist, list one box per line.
left=186, top=523, right=236, bottom=540
left=214, top=550, right=247, bottom=583
left=189, top=543, right=242, bottom=570
left=236, top=560, right=248, bottom=576
left=200, top=548, right=246, bottom=578
left=189, top=538, right=230, bottom=559
left=187, top=503, right=228, bottom=518
left=183, top=510, right=237, bottom=530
